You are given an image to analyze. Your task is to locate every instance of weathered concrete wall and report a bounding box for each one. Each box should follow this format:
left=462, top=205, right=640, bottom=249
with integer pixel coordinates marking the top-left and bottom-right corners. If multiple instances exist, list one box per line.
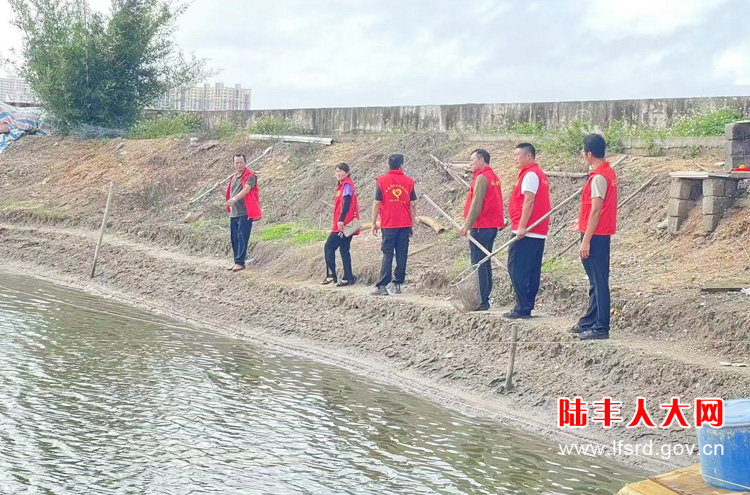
left=193, top=96, right=750, bottom=135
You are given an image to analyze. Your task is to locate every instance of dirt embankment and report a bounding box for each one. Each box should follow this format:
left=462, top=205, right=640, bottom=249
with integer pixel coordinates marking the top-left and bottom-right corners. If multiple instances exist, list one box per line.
left=1, top=134, right=749, bottom=471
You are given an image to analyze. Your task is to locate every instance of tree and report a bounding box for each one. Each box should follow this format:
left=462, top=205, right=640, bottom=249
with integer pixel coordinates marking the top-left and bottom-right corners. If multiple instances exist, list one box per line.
left=9, top=0, right=211, bottom=130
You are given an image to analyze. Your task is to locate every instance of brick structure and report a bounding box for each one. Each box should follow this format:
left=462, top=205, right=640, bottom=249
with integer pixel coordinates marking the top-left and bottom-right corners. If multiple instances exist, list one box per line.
left=725, top=121, right=750, bottom=170
left=667, top=172, right=743, bottom=234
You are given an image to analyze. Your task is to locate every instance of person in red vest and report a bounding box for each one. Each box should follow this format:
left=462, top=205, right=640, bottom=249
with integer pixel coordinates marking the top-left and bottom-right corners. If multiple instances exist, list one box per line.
left=505, top=143, right=551, bottom=318
left=215, top=153, right=262, bottom=272
left=459, top=149, right=505, bottom=311
left=570, top=134, right=618, bottom=340
left=322, top=162, right=360, bottom=287
left=371, top=153, right=416, bottom=296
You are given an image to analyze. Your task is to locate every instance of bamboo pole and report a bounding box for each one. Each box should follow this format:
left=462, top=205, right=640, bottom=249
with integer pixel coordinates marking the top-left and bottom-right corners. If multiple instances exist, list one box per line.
left=547, top=175, right=657, bottom=261
left=430, top=154, right=470, bottom=189
left=417, top=215, right=446, bottom=234
left=505, top=325, right=518, bottom=391
left=91, top=181, right=114, bottom=278
left=421, top=194, right=505, bottom=269
left=189, top=145, right=273, bottom=204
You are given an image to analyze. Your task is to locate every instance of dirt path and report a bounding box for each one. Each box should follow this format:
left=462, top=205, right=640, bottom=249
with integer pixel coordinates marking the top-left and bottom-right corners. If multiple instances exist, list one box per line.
left=1, top=222, right=748, bottom=473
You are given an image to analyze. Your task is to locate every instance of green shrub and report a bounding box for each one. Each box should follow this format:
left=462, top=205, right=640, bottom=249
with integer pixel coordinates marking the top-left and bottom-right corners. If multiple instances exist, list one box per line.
left=128, top=113, right=202, bottom=139
left=216, top=121, right=242, bottom=139
left=544, top=120, right=593, bottom=158
left=247, top=117, right=305, bottom=136
left=671, top=108, right=743, bottom=137
left=512, top=122, right=544, bottom=135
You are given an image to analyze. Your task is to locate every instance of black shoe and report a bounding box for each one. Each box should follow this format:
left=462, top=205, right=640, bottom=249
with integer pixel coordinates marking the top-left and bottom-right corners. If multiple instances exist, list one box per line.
left=569, top=324, right=588, bottom=334
left=372, top=286, right=388, bottom=296
left=578, top=329, right=609, bottom=340
left=474, top=304, right=490, bottom=311
left=392, top=283, right=402, bottom=294
left=503, top=311, right=530, bottom=319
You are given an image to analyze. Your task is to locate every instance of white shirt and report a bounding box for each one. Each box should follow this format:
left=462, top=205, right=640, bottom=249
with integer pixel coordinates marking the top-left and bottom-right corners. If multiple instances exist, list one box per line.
left=512, top=171, right=546, bottom=239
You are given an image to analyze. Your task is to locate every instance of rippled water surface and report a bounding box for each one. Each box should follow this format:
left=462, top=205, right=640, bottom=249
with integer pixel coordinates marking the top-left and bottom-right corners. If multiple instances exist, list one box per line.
left=0, top=272, right=644, bottom=494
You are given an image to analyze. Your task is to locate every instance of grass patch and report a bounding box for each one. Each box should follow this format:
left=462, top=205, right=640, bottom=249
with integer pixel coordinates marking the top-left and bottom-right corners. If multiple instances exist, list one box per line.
left=128, top=113, right=202, bottom=139
left=259, top=222, right=327, bottom=246
left=541, top=257, right=581, bottom=279
left=450, top=257, right=471, bottom=279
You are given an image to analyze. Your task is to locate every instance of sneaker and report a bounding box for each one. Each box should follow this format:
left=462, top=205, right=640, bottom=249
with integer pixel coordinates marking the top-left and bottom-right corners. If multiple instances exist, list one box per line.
left=503, top=311, right=530, bottom=319
left=474, top=304, right=490, bottom=311
left=578, top=329, right=609, bottom=340
left=372, top=286, right=389, bottom=296
left=569, top=324, right=588, bottom=334
left=392, top=283, right=402, bottom=294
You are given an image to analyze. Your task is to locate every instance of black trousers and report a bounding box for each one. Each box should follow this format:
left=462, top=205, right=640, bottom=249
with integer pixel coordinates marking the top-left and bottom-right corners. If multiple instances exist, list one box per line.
left=376, top=227, right=411, bottom=287
left=578, top=235, right=611, bottom=333
left=230, top=217, right=253, bottom=266
left=469, top=228, right=498, bottom=307
left=324, top=232, right=353, bottom=282
left=507, top=236, right=546, bottom=316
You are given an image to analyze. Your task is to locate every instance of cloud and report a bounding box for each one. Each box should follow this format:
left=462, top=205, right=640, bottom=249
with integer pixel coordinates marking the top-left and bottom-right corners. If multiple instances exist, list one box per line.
left=715, top=47, right=750, bottom=86
left=580, top=0, right=730, bottom=38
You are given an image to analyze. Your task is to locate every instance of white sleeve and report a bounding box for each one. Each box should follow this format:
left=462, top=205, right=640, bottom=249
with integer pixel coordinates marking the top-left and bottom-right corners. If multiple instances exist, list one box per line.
left=521, top=172, right=539, bottom=194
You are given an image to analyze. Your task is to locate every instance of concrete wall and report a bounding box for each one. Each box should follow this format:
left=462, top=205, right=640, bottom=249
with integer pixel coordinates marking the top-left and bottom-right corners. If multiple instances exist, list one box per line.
left=194, top=96, right=750, bottom=135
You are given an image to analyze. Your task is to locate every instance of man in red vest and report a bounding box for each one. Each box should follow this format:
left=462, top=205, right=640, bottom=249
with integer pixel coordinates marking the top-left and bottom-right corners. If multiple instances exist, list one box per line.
left=505, top=143, right=551, bottom=318
left=215, top=153, right=262, bottom=272
left=571, top=134, right=618, bottom=340
left=372, top=153, right=416, bottom=296
left=459, top=149, right=505, bottom=311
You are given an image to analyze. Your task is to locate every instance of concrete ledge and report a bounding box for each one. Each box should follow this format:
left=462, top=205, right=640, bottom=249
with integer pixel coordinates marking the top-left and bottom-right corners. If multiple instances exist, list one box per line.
left=669, top=198, right=693, bottom=218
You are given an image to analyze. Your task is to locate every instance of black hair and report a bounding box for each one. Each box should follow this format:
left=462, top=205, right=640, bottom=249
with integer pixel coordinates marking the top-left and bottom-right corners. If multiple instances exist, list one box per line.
left=234, top=153, right=246, bottom=162
left=516, top=142, right=536, bottom=159
left=388, top=153, right=404, bottom=170
left=471, top=148, right=490, bottom=164
left=336, top=162, right=350, bottom=175
left=583, top=134, right=606, bottom=159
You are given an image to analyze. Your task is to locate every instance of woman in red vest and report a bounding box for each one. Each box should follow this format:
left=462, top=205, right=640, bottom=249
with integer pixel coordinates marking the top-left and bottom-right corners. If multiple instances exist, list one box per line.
left=217, top=153, right=262, bottom=272
left=322, top=163, right=360, bottom=286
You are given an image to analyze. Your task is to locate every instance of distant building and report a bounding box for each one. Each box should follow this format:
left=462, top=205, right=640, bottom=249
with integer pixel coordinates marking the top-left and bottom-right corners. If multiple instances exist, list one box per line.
left=152, top=83, right=252, bottom=111
left=0, top=77, right=40, bottom=105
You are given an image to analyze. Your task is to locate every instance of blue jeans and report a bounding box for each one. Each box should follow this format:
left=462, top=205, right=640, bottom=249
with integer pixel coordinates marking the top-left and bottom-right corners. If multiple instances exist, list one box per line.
left=230, top=216, right=253, bottom=266
left=578, top=235, right=611, bottom=333
left=507, top=236, right=545, bottom=315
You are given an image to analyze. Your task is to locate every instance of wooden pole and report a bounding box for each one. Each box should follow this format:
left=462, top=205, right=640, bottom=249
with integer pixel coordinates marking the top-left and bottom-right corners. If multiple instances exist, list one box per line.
left=430, top=154, right=470, bottom=189
left=91, top=181, right=114, bottom=278
left=505, top=325, right=518, bottom=391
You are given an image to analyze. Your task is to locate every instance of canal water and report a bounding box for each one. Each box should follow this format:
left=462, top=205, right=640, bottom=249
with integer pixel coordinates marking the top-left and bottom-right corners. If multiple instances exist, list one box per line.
left=0, top=272, right=643, bottom=494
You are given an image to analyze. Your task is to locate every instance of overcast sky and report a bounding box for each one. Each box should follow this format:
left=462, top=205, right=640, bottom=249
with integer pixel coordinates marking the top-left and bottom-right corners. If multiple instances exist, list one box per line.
left=1, top=0, right=749, bottom=109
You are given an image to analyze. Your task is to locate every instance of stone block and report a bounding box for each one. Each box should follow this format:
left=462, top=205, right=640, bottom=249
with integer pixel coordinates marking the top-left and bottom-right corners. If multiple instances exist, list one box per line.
left=667, top=216, right=683, bottom=234
left=703, top=196, right=731, bottom=216
left=703, top=214, right=721, bottom=233
left=703, top=178, right=726, bottom=197
left=725, top=140, right=750, bottom=157
left=668, top=198, right=692, bottom=218
left=726, top=179, right=739, bottom=197
left=669, top=178, right=701, bottom=199
left=725, top=121, right=750, bottom=140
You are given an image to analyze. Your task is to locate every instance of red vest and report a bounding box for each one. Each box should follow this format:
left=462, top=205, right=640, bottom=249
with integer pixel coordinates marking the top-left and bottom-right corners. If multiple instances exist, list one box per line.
left=376, top=169, right=415, bottom=228
left=463, top=166, right=505, bottom=229
left=332, top=177, right=360, bottom=234
left=509, top=163, right=551, bottom=235
left=578, top=162, right=618, bottom=235
left=226, top=168, right=262, bottom=221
